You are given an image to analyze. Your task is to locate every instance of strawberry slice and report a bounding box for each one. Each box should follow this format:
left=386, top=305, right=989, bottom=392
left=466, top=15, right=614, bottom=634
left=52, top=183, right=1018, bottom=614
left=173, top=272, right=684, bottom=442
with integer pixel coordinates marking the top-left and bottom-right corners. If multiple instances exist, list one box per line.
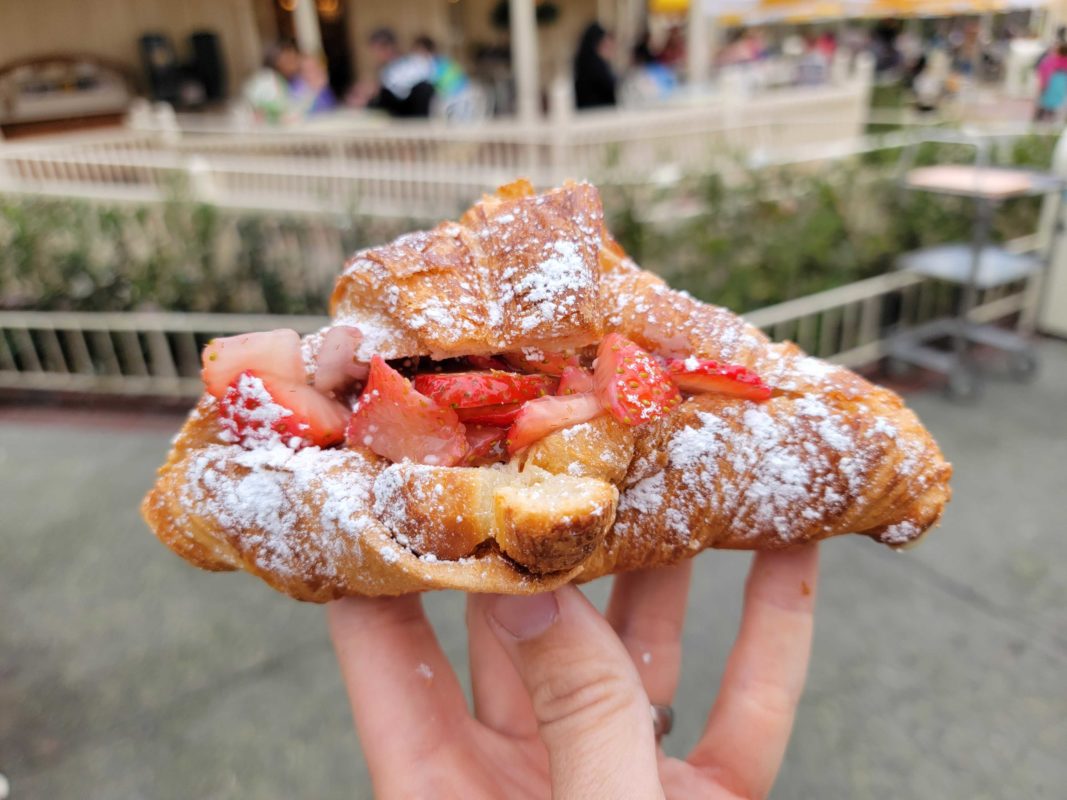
left=502, top=349, right=578, bottom=376
left=455, top=403, right=523, bottom=427
left=665, top=358, right=772, bottom=402
left=506, top=393, right=603, bottom=454
left=463, top=424, right=508, bottom=466
left=347, top=356, right=468, bottom=466
left=201, top=329, right=304, bottom=399
left=219, top=370, right=348, bottom=448
left=313, top=326, right=368, bottom=397
left=558, top=365, right=596, bottom=396
left=412, top=371, right=558, bottom=409
left=593, top=333, right=680, bottom=426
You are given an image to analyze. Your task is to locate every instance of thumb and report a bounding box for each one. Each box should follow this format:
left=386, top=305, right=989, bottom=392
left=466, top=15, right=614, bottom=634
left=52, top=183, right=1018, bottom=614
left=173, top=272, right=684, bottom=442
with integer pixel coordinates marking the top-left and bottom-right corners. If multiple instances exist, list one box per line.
left=482, top=585, right=664, bottom=800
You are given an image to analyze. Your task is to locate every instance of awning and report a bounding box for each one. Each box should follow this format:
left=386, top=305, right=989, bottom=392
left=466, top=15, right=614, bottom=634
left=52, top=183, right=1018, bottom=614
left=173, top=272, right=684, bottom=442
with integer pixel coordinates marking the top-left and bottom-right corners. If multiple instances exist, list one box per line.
left=649, top=0, right=1047, bottom=20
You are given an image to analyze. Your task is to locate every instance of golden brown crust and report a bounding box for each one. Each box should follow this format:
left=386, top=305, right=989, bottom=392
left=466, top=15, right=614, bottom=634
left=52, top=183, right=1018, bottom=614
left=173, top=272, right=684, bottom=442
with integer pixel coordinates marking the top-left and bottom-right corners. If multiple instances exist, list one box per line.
left=368, top=462, right=617, bottom=571
left=142, top=400, right=585, bottom=600
left=142, top=181, right=953, bottom=601
left=329, top=181, right=604, bottom=360
left=519, top=414, right=635, bottom=485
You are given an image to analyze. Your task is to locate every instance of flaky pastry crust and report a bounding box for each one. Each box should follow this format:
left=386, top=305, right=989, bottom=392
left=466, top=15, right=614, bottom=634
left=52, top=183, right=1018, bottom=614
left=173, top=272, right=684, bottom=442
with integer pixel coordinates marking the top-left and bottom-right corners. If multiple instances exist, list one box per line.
left=142, top=180, right=952, bottom=601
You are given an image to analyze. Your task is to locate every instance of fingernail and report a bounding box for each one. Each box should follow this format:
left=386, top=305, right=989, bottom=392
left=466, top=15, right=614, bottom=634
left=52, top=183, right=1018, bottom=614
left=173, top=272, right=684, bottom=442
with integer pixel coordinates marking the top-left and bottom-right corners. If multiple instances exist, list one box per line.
left=489, top=592, right=559, bottom=640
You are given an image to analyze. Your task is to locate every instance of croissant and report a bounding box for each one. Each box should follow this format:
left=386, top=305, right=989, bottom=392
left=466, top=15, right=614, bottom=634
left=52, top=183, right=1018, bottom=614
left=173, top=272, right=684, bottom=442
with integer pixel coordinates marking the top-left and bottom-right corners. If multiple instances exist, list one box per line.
left=142, top=180, right=951, bottom=601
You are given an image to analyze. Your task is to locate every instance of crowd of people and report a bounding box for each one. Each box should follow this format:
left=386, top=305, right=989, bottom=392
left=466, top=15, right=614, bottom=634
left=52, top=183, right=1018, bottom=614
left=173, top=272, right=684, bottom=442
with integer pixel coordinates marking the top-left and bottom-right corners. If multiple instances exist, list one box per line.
left=244, top=15, right=1062, bottom=124
left=244, top=29, right=470, bottom=123
left=243, top=39, right=337, bottom=123
left=572, top=22, right=847, bottom=111
left=573, top=23, right=686, bottom=110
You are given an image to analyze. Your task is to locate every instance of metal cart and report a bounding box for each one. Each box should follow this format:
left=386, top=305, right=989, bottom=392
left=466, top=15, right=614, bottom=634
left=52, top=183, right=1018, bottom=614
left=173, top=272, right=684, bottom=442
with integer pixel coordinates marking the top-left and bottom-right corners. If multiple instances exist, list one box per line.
left=888, top=133, right=1063, bottom=400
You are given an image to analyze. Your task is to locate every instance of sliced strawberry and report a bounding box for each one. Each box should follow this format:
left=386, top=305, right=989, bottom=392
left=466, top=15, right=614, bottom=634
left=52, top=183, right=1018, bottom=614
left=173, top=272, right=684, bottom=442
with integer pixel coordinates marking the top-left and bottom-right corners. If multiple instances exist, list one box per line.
left=502, top=349, right=578, bottom=376
left=558, top=365, right=596, bottom=396
left=412, top=371, right=557, bottom=409
left=464, top=424, right=508, bottom=466
left=665, top=358, right=772, bottom=402
left=347, top=356, right=468, bottom=466
left=201, top=329, right=304, bottom=399
left=593, top=333, right=680, bottom=426
left=219, top=370, right=348, bottom=448
left=506, top=393, right=603, bottom=454
left=465, top=355, right=513, bottom=371
left=313, top=325, right=368, bottom=397
left=455, top=402, right=523, bottom=427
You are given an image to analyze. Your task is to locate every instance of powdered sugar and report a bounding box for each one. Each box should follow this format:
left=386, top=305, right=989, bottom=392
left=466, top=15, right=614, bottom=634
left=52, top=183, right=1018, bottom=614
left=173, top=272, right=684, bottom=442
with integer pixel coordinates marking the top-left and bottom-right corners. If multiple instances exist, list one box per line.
left=512, top=240, right=587, bottom=331
left=217, top=372, right=295, bottom=448
left=614, top=388, right=902, bottom=545
left=180, top=443, right=380, bottom=583
left=618, top=471, right=666, bottom=515
left=668, top=411, right=729, bottom=473
left=734, top=406, right=812, bottom=537
left=795, top=396, right=852, bottom=452
left=881, top=520, right=919, bottom=544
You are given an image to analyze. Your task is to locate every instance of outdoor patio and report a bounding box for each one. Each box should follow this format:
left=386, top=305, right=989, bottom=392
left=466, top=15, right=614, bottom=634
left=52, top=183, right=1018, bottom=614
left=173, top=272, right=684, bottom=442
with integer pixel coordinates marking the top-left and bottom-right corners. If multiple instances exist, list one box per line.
left=1, top=339, right=1064, bottom=799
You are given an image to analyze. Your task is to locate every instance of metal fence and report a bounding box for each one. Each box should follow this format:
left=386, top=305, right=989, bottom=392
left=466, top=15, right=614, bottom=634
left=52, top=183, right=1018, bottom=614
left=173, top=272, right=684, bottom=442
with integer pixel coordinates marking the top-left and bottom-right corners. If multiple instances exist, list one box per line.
left=0, top=274, right=1031, bottom=399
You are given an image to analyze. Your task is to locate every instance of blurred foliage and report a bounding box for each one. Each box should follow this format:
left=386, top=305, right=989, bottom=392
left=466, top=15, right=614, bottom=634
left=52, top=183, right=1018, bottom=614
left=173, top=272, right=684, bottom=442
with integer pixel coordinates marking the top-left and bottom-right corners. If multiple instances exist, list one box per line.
left=605, top=135, right=1056, bottom=313
left=0, top=135, right=1056, bottom=315
left=0, top=192, right=409, bottom=314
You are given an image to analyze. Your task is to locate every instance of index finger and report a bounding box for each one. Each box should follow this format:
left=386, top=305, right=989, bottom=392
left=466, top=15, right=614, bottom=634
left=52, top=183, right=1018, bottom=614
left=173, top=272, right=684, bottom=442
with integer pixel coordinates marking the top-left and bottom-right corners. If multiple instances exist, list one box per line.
left=327, top=595, right=470, bottom=779
left=687, top=545, right=819, bottom=800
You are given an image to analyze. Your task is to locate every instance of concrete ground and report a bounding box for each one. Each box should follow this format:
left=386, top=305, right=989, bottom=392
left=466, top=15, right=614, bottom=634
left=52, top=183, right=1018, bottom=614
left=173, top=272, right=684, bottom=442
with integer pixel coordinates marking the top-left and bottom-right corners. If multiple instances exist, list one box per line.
left=1, top=341, right=1065, bottom=800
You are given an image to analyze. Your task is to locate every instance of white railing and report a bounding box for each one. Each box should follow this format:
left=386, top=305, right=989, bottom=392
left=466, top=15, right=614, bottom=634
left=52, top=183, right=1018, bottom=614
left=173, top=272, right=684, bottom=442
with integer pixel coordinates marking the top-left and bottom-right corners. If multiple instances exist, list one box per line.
left=0, top=72, right=872, bottom=220
left=0, top=275, right=1030, bottom=398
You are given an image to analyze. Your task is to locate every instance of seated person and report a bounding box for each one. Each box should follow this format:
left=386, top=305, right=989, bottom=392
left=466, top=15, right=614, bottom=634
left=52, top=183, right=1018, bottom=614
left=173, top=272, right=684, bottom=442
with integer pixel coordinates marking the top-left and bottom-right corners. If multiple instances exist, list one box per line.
left=350, top=28, right=435, bottom=118
left=290, top=55, right=337, bottom=116
left=412, top=35, right=469, bottom=102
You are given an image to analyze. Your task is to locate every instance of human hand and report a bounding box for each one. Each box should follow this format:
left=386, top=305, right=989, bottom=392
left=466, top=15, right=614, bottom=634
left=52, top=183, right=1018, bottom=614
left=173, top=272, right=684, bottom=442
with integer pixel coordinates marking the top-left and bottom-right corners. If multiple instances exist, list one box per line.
left=328, top=545, right=818, bottom=799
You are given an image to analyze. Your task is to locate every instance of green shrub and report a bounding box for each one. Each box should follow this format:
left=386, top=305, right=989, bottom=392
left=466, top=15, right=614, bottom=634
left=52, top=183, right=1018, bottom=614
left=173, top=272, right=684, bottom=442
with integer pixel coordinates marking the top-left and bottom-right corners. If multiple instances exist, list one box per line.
left=0, top=195, right=410, bottom=314
left=1, top=135, right=1054, bottom=315
left=605, top=136, right=1053, bottom=313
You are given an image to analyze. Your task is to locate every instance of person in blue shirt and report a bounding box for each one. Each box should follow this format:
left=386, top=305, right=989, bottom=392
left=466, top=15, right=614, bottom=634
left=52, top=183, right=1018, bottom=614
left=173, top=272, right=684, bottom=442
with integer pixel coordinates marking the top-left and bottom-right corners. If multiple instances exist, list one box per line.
left=626, top=33, right=677, bottom=103
left=412, top=35, right=470, bottom=102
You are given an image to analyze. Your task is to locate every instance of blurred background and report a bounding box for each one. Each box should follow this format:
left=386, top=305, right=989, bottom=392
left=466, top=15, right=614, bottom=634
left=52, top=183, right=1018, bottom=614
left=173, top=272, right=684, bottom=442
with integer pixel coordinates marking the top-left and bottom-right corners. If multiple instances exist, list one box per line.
left=1, top=0, right=1065, bottom=798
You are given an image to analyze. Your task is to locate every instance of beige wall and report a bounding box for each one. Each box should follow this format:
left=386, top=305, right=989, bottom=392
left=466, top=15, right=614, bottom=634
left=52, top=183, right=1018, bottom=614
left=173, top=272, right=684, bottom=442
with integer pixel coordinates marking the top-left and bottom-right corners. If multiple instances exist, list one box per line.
left=0, top=0, right=261, bottom=97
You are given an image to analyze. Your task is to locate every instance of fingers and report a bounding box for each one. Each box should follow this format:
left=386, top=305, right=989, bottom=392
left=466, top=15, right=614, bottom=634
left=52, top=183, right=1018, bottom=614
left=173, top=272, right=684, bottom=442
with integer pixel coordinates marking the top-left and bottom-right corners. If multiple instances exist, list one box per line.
left=689, top=545, right=819, bottom=800
left=606, top=560, right=693, bottom=705
left=327, top=595, right=470, bottom=782
left=466, top=593, right=539, bottom=738
left=481, top=586, right=665, bottom=799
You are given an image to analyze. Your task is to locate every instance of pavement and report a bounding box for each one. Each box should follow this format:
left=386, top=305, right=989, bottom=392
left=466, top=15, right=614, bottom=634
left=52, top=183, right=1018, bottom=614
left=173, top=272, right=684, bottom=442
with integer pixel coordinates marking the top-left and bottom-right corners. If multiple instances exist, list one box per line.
left=1, top=341, right=1065, bottom=800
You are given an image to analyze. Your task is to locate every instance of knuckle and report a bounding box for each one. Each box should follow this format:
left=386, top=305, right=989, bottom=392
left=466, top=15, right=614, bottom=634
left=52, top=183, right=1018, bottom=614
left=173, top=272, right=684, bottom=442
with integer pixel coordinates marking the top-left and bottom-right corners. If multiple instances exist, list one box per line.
left=529, top=655, right=645, bottom=735
left=738, top=677, right=799, bottom=725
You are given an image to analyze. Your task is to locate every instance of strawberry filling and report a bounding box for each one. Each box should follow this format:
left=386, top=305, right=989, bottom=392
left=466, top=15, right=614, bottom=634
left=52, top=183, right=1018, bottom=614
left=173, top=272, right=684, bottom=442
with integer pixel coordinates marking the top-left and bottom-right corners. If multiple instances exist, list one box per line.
left=347, top=356, right=469, bottom=466
left=201, top=328, right=771, bottom=465
left=413, top=371, right=558, bottom=409
left=219, top=370, right=348, bottom=449
left=665, top=358, right=774, bottom=402
left=594, top=333, right=681, bottom=425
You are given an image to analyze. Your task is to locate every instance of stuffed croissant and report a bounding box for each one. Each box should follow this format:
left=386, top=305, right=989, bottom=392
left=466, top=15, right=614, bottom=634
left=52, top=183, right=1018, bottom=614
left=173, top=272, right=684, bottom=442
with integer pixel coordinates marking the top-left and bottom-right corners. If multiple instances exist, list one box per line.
left=142, top=180, right=952, bottom=601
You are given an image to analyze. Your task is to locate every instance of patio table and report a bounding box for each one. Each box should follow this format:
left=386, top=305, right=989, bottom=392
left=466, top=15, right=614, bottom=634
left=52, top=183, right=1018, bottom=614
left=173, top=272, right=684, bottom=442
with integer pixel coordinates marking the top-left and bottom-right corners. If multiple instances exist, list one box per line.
left=889, top=155, right=1063, bottom=400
